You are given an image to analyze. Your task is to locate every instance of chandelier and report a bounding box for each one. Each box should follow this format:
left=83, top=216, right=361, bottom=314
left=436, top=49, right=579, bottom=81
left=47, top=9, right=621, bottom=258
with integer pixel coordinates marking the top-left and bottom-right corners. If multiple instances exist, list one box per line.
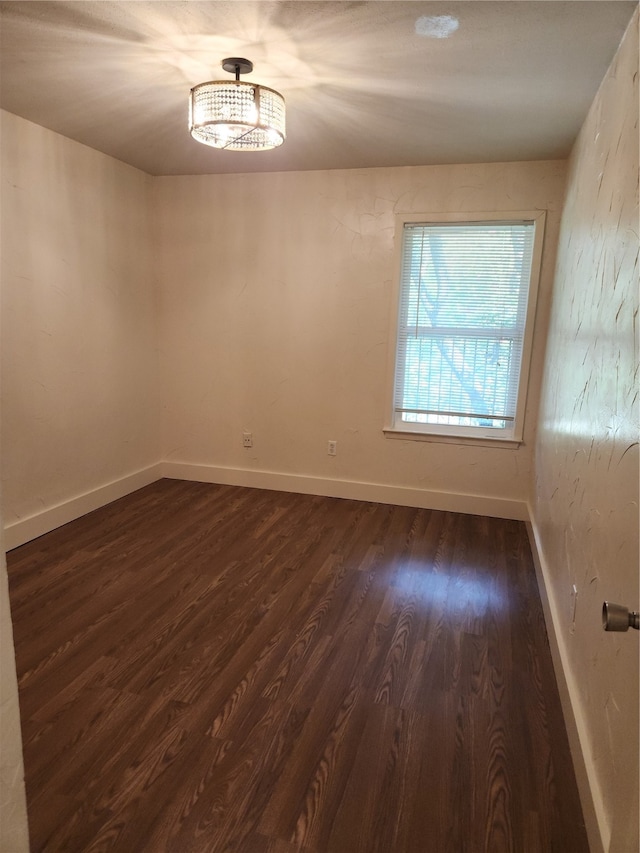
left=189, top=58, right=286, bottom=151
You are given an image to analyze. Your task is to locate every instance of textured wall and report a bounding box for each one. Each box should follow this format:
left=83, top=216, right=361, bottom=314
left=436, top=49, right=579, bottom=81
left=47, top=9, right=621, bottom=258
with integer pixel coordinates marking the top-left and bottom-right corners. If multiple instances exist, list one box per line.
left=532, top=12, right=639, bottom=852
left=155, top=160, right=566, bottom=510
left=1, top=112, right=161, bottom=525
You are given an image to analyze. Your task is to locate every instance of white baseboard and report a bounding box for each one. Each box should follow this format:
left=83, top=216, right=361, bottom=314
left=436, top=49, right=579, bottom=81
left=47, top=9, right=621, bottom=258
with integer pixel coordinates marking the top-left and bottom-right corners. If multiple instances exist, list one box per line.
left=160, top=461, right=529, bottom=520
left=0, top=461, right=530, bottom=551
left=3, top=464, right=164, bottom=551
left=3, top=462, right=526, bottom=552
left=526, top=509, right=607, bottom=853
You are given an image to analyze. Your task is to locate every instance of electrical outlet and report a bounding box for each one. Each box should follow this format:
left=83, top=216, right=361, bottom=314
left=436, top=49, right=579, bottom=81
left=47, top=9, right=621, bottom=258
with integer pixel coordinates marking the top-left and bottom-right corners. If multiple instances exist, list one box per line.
left=243, top=431, right=253, bottom=448
left=328, top=440, right=337, bottom=456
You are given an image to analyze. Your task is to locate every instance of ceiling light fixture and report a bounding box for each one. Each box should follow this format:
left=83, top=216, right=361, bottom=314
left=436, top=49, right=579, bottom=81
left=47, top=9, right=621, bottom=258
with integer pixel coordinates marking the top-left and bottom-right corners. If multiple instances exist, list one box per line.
left=189, top=57, right=286, bottom=151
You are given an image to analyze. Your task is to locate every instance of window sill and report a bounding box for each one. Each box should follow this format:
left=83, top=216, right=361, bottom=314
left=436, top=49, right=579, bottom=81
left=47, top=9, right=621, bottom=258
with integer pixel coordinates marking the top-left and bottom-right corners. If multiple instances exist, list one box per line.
left=383, top=428, right=523, bottom=450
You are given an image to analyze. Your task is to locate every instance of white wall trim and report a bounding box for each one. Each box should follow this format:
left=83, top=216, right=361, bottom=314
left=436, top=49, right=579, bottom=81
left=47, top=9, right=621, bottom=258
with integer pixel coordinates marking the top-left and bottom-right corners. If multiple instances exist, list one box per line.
left=526, top=507, right=607, bottom=853
left=3, top=464, right=164, bottom=551
left=160, top=461, right=528, bottom=520
left=3, top=462, right=527, bottom=552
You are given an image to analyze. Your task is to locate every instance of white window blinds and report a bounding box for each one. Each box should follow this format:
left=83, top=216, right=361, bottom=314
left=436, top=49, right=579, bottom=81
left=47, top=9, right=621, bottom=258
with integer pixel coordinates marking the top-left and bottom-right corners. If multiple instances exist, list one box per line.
left=393, top=220, right=536, bottom=436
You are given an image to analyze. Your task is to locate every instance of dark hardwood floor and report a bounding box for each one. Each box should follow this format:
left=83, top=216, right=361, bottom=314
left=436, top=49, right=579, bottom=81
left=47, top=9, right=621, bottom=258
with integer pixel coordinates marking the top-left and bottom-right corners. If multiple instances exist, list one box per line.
left=6, top=478, right=588, bottom=852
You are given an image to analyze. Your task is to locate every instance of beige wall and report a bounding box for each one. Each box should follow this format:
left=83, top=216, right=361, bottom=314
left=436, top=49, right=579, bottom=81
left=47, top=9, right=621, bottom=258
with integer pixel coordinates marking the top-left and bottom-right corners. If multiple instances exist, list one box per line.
left=155, top=160, right=566, bottom=515
left=531, top=12, right=639, bottom=853
left=1, top=111, right=160, bottom=532
left=0, top=111, right=161, bottom=844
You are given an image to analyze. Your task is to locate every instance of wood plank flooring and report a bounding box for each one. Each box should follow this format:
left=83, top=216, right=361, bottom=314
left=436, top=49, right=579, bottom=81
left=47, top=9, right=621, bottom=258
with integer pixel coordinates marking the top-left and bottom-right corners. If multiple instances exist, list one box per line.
left=6, top=478, right=588, bottom=852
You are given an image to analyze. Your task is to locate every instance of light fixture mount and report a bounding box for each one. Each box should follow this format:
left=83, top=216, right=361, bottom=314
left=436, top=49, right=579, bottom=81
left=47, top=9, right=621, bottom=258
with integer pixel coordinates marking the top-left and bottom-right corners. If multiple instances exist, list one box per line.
left=189, top=57, right=286, bottom=152
left=221, top=57, right=253, bottom=77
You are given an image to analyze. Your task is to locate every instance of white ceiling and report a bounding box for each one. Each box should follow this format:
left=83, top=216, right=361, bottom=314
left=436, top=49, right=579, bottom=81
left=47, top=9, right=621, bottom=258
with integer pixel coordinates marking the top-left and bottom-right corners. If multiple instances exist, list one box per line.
left=0, top=1, right=636, bottom=176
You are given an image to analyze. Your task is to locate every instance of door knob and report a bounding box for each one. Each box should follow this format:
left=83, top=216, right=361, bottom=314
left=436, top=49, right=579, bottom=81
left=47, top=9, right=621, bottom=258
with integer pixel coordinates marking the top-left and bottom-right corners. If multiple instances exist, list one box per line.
left=602, top=602, right=640, bottom=631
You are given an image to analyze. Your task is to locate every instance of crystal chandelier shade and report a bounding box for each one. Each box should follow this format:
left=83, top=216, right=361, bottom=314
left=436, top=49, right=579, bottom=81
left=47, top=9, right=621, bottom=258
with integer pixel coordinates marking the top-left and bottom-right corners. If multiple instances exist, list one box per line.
left=189, top=59, right=286, bottom=151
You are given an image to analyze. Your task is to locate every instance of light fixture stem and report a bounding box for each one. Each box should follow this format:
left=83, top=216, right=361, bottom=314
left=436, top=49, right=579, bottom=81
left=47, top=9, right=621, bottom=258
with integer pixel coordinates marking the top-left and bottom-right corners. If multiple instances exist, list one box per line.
left=235, top=64, right=241, bottom=81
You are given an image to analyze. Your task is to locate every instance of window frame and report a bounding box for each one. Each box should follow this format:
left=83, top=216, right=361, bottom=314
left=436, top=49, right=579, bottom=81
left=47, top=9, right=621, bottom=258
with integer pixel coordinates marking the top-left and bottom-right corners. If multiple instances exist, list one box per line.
left=384, top=210, right=546, bottom=446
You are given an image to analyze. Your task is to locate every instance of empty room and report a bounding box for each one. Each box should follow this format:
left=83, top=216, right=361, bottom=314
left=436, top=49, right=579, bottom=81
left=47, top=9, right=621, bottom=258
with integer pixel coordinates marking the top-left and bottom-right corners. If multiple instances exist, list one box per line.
left=0, top=2, right=638, bottom=851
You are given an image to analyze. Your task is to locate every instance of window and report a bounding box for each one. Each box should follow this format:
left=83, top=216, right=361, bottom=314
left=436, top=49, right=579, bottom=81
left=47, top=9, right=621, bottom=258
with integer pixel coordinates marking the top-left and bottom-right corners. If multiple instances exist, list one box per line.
left=387, top=211, right=545, bottom=444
